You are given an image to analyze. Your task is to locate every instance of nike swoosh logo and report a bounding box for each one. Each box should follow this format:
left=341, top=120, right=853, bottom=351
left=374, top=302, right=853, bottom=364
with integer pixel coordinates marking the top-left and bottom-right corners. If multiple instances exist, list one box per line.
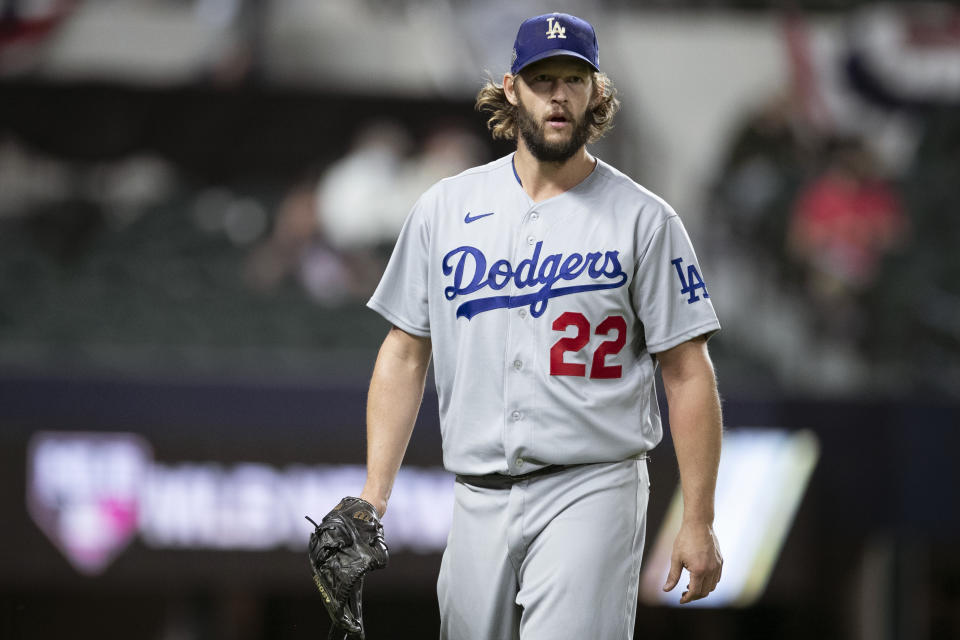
left=464, top=211, right=495, bottom=224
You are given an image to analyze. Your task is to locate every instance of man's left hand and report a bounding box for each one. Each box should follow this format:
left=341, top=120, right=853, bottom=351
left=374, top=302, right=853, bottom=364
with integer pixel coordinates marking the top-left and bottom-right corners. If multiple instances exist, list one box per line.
left=662, top=521, right=723, bottom=604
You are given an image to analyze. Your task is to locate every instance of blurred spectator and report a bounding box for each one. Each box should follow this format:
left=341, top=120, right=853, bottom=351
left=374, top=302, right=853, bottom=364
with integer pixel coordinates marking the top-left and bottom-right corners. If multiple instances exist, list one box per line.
left=0, top=136, right=177, bottom=234
left=315, top=121, right=413, bottom=253
left=710, top=90, right=815, bottom=270
left=786, top=136, right=906, bottom=339
left=705, top=5, right=960, bottom=395
left=244, top=177, right=356, bottom=305
left=246, top=121, right=485, bottom=306
left=389, top=125, right=486, bottom=226
left=316, top=121, right=484, bottom=252
left=867, top=107, right=960, bottom=393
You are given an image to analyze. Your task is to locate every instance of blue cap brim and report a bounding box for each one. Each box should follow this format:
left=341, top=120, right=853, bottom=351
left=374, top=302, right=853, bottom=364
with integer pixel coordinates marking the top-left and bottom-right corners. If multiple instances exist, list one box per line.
left=512, top=49, right=599, bottom=75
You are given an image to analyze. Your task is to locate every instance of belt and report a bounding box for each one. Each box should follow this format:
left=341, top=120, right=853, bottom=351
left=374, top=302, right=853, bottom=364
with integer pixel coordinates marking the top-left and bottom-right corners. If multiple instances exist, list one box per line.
left=455, top=455, right=650, bottom=490
left=455, top=464, right=585, bottom=489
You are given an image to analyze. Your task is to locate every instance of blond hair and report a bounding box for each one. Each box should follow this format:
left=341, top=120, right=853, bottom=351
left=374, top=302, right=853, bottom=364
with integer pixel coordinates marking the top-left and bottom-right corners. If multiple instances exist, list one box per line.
left=475, top=71, right=620, bottom=143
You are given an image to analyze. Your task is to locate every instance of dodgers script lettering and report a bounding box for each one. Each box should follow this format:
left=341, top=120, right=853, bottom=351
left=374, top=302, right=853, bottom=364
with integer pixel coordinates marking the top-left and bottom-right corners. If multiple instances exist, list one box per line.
left=442, top=242, right=628, bottom=319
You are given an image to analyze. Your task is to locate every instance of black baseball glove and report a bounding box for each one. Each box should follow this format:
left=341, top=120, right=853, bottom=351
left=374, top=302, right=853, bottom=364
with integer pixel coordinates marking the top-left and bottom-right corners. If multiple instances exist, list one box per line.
left=306, top=497, right=388, bottom=640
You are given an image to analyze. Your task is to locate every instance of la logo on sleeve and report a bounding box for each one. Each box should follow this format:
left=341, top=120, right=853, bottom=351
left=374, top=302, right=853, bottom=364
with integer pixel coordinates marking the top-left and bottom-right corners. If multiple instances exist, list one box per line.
left=671, top=257, right=710, bottom=303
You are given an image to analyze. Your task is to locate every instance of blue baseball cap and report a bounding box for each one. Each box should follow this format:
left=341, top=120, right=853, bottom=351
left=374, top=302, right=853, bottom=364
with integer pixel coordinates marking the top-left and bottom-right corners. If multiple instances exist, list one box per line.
left=510, top=13, right=600, bottom=75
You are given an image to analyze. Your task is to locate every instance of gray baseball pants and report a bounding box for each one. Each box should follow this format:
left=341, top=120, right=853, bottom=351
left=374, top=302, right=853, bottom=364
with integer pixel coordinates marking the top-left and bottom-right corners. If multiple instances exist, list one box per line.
left=437, top=458, right=649, bottom=640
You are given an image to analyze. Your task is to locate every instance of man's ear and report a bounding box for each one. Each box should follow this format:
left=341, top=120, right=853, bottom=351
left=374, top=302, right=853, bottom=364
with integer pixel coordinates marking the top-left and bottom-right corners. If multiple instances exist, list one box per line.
left=504, top=73, right=519, bottom=107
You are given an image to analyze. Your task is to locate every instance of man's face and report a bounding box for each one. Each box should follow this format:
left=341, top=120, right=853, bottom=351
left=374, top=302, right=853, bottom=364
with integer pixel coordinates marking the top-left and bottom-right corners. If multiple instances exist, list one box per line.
left=513, top=58, right=596, bottom=163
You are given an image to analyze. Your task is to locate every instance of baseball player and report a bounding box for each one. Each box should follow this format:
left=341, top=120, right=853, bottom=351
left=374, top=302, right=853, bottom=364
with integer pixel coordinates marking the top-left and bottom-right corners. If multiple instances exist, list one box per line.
left=357, top=12, right=724, bottom=639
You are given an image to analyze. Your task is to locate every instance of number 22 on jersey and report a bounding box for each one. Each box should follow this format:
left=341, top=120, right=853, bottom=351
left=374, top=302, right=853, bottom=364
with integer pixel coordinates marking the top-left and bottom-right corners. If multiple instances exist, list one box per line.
left=549, top=312, right=626, bottom=379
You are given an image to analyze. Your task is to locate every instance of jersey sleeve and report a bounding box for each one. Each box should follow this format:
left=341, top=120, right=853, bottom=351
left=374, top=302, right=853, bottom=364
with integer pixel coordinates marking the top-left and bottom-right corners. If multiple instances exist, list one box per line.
left=631, top=215, right=720, bottom=353
left=366, top=196, right=432, bottom=337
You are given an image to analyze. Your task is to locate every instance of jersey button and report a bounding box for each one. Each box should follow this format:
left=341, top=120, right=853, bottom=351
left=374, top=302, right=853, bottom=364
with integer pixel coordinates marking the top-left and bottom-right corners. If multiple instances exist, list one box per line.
left=511, top=410, right=522, bottom=421
left=526, top=235, right=536, bottom=245
left=516, top=457, right=524, bottom=466
left=513, top=359, right=522, bottom=370
left=530, top=212, right=539, bottom=221
left=519, top=309, right=527, bottom=318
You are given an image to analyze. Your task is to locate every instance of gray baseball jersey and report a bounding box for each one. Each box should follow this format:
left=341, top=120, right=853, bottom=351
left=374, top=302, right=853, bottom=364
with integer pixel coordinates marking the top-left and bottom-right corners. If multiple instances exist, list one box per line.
left=368, top=153, right=719, bottom=477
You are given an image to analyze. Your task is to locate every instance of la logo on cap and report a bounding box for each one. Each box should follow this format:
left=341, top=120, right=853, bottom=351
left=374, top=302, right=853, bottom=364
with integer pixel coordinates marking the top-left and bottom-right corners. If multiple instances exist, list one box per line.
left=545, top=16, right=566, bottom=39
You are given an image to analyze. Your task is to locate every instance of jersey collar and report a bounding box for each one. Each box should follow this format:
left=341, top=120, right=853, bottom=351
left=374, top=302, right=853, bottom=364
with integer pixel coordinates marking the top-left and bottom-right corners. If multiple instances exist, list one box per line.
left=511, top=152, right=602, bottom=205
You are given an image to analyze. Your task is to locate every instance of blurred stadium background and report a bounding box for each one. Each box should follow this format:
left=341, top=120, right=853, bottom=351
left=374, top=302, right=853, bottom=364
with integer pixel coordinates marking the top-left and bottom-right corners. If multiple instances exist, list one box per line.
left=1, top=0, right=959, bottom=638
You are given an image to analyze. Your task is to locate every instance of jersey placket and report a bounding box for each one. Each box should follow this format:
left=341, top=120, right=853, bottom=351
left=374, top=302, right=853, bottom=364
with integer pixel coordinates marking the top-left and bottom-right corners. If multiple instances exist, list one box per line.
left=502, top=204, right=543, bottom=473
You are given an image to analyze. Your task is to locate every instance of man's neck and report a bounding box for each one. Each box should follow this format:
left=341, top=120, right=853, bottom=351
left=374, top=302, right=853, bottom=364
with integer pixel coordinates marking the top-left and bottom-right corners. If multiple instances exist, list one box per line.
left=513, top=141, right=596, bottom=203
